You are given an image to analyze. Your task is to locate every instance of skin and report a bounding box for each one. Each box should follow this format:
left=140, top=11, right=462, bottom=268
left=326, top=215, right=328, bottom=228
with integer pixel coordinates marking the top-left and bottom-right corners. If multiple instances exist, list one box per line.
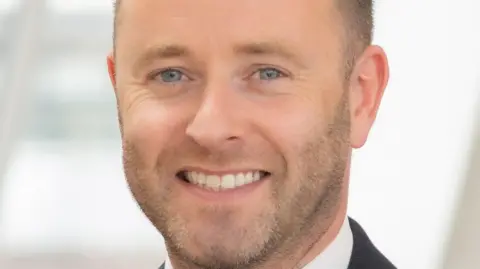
left=107, top=0, right=389, bottom=268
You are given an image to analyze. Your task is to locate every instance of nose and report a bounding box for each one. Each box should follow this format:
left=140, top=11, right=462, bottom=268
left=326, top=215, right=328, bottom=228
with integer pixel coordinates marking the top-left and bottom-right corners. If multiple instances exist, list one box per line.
left=185, top=84, right=244, bottom=151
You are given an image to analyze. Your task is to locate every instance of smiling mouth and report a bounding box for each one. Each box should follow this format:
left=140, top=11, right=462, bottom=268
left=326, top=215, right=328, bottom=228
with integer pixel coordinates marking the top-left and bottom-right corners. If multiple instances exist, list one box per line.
left=176, top=170, right=271, bottom=191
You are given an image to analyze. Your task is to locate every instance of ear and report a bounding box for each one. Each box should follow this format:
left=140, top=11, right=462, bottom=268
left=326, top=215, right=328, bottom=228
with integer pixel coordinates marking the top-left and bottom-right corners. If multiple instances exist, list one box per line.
left=107, top=52, right=125, bottom=132
left=107, top=52, right=117, bottom=89
left=349, top=45, right=390, bottom=148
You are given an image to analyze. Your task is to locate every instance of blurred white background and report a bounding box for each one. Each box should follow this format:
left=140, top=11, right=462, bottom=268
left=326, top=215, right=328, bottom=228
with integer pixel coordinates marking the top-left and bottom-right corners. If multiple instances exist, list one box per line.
left=0, top=0, right=479, bottom=269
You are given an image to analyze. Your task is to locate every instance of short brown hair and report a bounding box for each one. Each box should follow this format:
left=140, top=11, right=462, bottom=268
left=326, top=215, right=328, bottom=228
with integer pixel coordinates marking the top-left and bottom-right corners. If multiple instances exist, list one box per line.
left=113, top=0, right=373, bottom=59
left=337, top=0, right=374, bottom=57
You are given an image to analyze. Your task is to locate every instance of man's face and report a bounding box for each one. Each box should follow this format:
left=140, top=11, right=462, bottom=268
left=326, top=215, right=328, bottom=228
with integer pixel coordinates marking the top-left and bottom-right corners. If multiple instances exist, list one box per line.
left=112, top=0, right=357, bottom=267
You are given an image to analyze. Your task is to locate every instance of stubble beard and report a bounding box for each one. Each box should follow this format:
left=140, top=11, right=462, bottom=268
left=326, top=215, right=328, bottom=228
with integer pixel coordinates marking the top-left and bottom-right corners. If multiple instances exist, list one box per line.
left=122, top=91, right=351, bottom=269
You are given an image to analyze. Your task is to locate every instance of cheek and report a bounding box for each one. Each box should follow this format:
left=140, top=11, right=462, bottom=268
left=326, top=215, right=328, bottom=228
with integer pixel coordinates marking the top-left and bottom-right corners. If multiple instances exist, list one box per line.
left=256, top=98, right=325, bottom=158
left=251, top=102, right=326, bottom=194
left=121, top=97, right=184, bottom=167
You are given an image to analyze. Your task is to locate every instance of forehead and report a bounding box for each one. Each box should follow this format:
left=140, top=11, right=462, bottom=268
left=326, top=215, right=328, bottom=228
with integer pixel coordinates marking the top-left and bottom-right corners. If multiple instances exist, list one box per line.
left=116, top=0, right=342, bottom=60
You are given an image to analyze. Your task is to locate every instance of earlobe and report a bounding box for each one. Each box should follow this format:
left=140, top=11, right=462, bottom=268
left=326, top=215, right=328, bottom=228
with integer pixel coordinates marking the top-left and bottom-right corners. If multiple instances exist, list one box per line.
left=107, top=53, right=117, bottom=88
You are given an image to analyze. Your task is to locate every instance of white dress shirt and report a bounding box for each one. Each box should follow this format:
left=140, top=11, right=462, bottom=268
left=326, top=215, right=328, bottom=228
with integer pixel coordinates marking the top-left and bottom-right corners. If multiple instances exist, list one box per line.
left=164, top=216, right=353, bottom=269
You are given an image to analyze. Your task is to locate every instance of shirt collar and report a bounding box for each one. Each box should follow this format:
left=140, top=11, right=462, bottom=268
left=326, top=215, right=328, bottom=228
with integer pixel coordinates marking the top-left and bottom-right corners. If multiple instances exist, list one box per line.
left=303, top=215, right=353, bottom=269
left=165, top=216, right=353, bottom=269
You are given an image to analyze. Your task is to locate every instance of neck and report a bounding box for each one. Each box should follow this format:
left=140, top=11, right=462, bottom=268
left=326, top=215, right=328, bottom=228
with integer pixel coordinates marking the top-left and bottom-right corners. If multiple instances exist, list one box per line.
left=296, top=168, right=350, bottom=268
left=293, top=200, right=348, bottom=268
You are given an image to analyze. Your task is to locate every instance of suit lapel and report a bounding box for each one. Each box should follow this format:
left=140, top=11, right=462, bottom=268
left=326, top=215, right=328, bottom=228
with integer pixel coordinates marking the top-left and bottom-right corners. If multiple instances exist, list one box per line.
left=158, top=262, right=165, bottom=269
left=347, top=218, right=396, bottom=269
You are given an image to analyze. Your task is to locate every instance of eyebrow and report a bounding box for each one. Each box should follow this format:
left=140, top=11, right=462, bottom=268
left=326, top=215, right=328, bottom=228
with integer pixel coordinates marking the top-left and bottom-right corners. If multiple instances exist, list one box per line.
left=133, top=44, right=191, bottom=70
left=232, top=41, right=304, bottom=66
left=132, top=41, right=303, bottom=71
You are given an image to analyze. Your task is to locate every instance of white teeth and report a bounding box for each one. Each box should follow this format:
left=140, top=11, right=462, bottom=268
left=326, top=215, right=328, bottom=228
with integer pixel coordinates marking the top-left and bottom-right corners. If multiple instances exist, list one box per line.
left=245, top=172, right=253, bottom=184
left=184, top=171, right=266, bottom=191
left=235, top=173, right=245, bottom=185
left=187, top=171, right=196, bottom=182
left=253, top=171, right=260, bottom=182
left=221, top=175, right=236, bottom=189
left=198, top=173, right=206, bottom=185
left=206, top=175, right=221, bottom=190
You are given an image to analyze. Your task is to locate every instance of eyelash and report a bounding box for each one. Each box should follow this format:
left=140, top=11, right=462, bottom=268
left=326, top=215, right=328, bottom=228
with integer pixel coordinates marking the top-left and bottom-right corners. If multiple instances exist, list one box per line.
left=147, top=66, right=289, bottom=83
left=249, top=67, right=288, bottom=80
left=148, top=68, right=189, bottom=82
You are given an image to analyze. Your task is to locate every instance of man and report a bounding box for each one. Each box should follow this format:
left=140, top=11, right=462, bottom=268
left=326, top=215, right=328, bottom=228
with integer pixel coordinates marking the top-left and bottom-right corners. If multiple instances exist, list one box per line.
left=107, top=0, right=394, bottom=268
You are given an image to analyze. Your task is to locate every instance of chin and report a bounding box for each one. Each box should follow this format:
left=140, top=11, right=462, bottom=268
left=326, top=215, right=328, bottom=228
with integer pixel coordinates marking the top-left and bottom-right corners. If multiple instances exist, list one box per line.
left=183, top=239, right=260, bottom=268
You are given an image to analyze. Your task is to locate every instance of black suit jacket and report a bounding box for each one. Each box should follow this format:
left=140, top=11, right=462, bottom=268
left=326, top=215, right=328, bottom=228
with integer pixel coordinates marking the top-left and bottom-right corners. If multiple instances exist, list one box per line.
left=159, top=218, right=396, bottom=269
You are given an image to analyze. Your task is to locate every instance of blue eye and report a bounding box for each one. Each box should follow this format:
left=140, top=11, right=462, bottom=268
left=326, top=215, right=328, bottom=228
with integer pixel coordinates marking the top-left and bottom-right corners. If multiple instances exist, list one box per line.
left=257, top=68, right=284, bottom=80
left=156, top=69, right=185, bottom=83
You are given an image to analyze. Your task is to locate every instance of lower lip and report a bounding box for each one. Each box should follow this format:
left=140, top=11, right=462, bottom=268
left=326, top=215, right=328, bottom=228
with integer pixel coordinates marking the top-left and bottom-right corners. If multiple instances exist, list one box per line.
left=175, top=176, right=269, bottom=202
